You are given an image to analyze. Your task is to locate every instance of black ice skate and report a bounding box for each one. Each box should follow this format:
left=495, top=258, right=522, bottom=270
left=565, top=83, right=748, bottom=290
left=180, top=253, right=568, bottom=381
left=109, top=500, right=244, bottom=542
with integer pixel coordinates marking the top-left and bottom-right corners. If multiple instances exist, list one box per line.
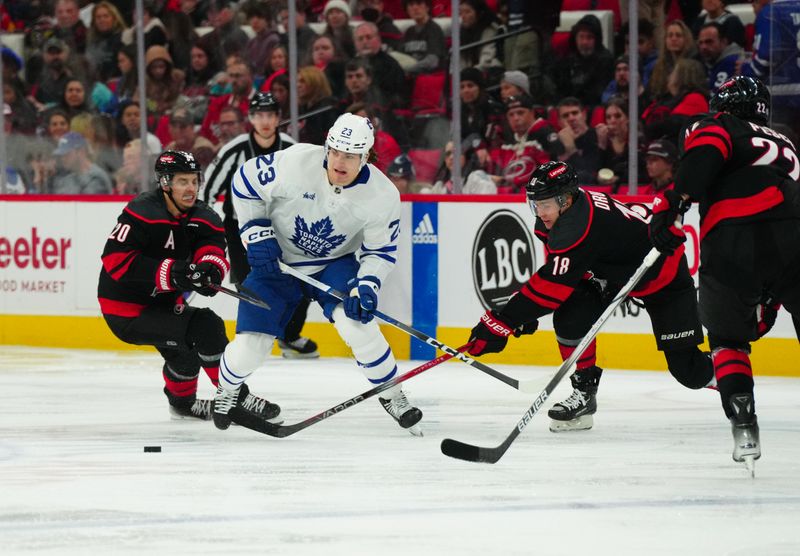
left=277, top=337, right=320, bottom=359
left=213, top=383, right=282, bottom=430
left=548, top=366, right=603, bottom=432
left=379, top=388, right=423, bottom=436
left=729, top=393, right=760, bottom=477
left=168, top=394, right=213, bottom=421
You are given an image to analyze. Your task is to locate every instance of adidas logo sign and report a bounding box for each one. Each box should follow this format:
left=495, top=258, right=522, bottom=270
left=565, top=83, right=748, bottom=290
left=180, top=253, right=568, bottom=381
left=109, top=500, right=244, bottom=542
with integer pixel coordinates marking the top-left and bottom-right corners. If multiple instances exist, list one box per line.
left=412, top=213, right=437, bottom=244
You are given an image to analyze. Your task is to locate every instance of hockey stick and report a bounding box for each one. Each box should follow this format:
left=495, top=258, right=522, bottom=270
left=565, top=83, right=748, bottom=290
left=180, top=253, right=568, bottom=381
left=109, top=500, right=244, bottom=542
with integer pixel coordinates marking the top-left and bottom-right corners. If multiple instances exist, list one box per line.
left=230, top=345, right=467, bottom=437
left=440, top=247, right=663, bottom=464
left=278, top=261, right=535, bottom=392
left=208, top=284, right=272, bottom=310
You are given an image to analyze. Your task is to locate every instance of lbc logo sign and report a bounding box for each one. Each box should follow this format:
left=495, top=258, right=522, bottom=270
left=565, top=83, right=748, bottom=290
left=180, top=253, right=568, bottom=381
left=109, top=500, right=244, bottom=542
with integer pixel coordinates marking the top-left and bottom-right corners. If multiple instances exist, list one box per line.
left=472, top=210, right=536, bottom=311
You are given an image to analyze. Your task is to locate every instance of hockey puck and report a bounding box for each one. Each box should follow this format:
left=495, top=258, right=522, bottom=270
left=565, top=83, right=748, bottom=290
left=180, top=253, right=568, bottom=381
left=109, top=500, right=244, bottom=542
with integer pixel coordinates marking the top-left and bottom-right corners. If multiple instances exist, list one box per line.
left=143, top=446, right=162, bottom=453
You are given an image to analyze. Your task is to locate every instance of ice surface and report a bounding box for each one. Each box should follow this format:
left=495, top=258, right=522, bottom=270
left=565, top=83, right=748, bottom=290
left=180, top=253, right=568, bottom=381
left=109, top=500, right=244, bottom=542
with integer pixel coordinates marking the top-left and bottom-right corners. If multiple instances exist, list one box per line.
left=1, top=346, right=799, bottom=555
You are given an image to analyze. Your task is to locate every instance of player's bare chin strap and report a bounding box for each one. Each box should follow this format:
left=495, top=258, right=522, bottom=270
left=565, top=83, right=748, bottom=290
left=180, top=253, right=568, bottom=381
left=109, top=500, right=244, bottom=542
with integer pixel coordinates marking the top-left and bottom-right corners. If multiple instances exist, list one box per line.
left=664, top=346, right=715, bottom=389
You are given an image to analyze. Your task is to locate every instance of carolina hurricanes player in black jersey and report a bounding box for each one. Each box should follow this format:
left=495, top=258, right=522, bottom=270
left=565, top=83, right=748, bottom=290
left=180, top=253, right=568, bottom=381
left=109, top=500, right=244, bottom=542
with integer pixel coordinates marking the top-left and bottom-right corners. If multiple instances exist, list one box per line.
left=467, top=161, right=715, bottom=432
left=98, top=150, right=277, bottom=422
left=649, top=76, right=800, bottom=474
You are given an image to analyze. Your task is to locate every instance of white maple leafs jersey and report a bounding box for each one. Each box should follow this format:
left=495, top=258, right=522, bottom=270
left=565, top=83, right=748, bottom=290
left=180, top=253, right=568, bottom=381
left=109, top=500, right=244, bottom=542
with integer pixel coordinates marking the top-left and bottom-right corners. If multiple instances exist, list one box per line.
left=231, top=143, right=401, bottom=284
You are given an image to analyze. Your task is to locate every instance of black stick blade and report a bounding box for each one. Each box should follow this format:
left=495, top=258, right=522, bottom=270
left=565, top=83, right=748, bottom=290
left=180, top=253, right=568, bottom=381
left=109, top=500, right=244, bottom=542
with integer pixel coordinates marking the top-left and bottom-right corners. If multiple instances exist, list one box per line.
left=440, top=438, right=497, bottom=464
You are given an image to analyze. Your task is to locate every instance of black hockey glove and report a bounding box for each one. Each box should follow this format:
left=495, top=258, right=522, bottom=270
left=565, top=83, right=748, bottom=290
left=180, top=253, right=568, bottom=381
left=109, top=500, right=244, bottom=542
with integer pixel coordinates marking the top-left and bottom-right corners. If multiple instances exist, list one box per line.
left=513, top=319, right=539, bottom=337
left=468, top=311, right=515, bottom=356
left=756, top=294, right=781, bottom=338
left=648, top=190, right=690, bottom=254
left=169, top=260, right=197, bottom=291
left=189, top=261, right=223, bottom=297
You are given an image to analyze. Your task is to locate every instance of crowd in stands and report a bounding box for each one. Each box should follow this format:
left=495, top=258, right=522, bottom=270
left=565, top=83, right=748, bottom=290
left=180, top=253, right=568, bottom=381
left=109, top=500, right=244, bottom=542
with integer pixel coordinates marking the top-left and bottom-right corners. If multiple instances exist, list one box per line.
left=0, top=0, right=797, bottom=196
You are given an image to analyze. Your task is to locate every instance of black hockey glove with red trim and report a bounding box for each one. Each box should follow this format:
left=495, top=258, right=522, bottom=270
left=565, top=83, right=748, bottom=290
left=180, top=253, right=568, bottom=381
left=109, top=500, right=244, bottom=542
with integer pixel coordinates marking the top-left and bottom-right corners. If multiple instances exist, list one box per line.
left=189, top=261, right=223, bottom=297
left=756, top=295, right=781, bottom=338
left=468, top=311, right=515, bottom=356
left=513, top=319, right=539, bottom=337
left=169, top=260, right=197, bottom=291
left=649, top=189, right=690, bottom=254
left=170, top=261, right=222, bottom=296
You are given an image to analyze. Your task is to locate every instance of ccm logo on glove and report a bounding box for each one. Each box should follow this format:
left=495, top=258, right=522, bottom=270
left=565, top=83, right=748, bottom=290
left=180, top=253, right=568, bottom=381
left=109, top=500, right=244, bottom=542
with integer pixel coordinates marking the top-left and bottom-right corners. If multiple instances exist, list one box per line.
left=245, top=227, right=275, bottom=243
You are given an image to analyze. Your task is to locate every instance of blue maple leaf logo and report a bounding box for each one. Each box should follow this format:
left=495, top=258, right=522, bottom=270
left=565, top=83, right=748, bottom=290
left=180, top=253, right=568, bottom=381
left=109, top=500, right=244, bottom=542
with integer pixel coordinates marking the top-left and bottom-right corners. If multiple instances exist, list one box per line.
left=290, top=216, right=347, bottom=257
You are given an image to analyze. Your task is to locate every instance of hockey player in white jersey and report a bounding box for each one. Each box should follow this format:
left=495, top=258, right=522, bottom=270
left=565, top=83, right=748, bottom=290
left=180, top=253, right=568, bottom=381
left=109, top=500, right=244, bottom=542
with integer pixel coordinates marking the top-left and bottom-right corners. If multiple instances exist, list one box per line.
left=212, top=112, right=423, bottom=434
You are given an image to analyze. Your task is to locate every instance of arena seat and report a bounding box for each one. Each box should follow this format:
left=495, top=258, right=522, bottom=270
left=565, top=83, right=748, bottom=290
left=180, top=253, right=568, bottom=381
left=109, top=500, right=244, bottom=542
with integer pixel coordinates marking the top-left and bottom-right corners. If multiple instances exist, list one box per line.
left=394, top=71, right=448, bottom=120
left=408, top=148, right=442, bottom=184
left=551, top=31, right=571, bottom=58
left=590, top=105, right=606, bottom=127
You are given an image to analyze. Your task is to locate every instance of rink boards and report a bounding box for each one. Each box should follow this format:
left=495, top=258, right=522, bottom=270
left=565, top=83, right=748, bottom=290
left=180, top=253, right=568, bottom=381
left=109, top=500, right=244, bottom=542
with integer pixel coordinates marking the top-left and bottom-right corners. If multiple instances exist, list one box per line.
left=0, top=195, right=797, bottom=376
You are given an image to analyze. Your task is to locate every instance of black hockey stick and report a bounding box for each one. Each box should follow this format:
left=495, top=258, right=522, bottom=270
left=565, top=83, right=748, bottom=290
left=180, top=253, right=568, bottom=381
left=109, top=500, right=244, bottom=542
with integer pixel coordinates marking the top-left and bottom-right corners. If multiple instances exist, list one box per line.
left=209, top=284, right=271, bottom=310
left=441, top=247, right=663, bottom=464
left=230, top=346, right=466, bottom=437
left=278, top=261, right=537, bottom=392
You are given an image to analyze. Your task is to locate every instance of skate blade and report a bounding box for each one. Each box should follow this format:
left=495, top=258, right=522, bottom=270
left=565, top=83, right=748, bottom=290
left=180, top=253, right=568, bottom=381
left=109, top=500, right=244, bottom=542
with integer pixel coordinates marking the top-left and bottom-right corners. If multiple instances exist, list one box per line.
left=549, top=414, right=594, bottom=432
left=743, top=455, right=756, bottom=478
left=281, top=350, right=320, bottom=360
left=406, top=424, right=423, bottom=437
left=168, top=408, right=212, bottom=421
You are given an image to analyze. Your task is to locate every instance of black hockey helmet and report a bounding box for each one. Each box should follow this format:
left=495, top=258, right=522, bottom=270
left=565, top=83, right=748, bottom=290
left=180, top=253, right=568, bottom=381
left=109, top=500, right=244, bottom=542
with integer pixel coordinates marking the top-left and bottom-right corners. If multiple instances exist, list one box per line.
left=710, top=76, right=770, bottom=125
left=526, top=161, right=579, bottom=210
left=249, top=91, right=280, bottom=115
left=155, top=150, right=202, bottom=190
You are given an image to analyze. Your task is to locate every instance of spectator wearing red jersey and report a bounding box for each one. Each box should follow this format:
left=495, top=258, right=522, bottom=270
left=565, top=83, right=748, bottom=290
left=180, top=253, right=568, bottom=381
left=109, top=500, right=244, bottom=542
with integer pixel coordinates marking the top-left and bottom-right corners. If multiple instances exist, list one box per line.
left=490, top=94, right=564, bottom=193
left=200, top=60, right=256, bottom=145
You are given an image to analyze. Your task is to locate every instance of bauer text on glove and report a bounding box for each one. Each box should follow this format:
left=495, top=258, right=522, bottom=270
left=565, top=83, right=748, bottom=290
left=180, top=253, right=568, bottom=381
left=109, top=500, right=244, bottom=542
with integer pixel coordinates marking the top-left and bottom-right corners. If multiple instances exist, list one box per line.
left=467, top=311, right=515, bottom=356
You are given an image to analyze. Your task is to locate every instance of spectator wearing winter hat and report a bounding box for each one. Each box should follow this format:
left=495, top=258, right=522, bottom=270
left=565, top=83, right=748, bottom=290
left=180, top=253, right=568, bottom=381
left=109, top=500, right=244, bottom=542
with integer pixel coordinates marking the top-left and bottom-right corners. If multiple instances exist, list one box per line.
left=401, top=0, right=446, bottom=74
left=323, top=0, right=356, bottom=59
left=554, top=14, right=615, bottom=108
left=601, top=55, right=646, bottom=104
left=458, top=0, right=501, bottom=71
left=641, top=139, right=677, bottom=194
left=144, top=45, right=185, bottom=115
left=32, top=37, right=75, bottom=108
left=386, top=153, right=427, bottom=194
left=499, top=70, right=530, bottom=101
left=459, top=67, right=504, bottom=145
left=165, top=107, right=216, bottom=168
left=2, top=46, right=28, bottom=101
left=51, top=131, right=113, bottom=194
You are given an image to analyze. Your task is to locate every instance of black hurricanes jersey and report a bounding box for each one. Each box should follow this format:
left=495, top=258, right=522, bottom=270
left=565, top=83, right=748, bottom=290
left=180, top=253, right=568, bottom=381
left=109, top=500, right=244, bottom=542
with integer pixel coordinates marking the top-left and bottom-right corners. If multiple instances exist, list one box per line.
left=679, top=112, right=800, bottom=241
left=98, top=190, right=228, bottom=317
left=501, top=190, right=683, bottom=323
